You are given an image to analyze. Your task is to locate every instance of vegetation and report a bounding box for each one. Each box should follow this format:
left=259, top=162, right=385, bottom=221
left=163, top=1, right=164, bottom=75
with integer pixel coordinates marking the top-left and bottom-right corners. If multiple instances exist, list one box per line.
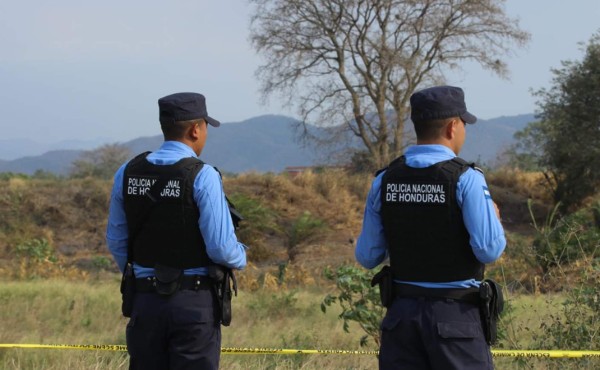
left=0, top=165, right=599, bottom=369
left=318, top=197, right=600, bottom=368
left=0, top=281, right=376, bottom=370
left=250, top=0, right=529, bottom=169
left=511, top=32, right=600, bottom=211
left=70, top=144, right=131, bottom=180
left=322, top=265, right=385, bottom=346
left=2, top=5, right=599, bottom=370
left=1, top=279, right=597, bottom=369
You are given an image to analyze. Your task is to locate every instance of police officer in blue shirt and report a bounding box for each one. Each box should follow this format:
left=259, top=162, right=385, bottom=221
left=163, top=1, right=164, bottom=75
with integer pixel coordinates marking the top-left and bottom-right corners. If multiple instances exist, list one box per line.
left=355, top=86, right=505, bottom=369
left=106, top=92, right=247, bottom=370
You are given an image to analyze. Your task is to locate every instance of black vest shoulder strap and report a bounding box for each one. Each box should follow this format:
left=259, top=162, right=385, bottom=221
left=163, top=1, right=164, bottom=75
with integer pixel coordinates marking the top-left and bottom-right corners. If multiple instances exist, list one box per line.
left=439, top=157, right=474, bottom=180
left=126, top=151, right=152, bottom=168
left=376, top=155, right=406, bottom=177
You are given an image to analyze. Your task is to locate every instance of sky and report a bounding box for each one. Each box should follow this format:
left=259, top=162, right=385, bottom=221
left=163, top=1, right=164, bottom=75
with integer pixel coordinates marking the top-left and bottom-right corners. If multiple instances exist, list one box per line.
left=1, top=0, right=599, bottom=144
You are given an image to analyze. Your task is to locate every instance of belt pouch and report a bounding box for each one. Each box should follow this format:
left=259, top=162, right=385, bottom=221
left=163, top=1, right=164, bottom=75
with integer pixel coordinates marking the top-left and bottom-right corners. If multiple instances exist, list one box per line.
left=120, top=263, right=135, bottom=317
left=221, top=275, right=233, bottom=326
left=209, top=265, right=236, bottom=326
left=154, top=264, right=183, bottom=296
left=479, top=279, right=504, bottom=345
left=371, top=265, right=393, bottom=308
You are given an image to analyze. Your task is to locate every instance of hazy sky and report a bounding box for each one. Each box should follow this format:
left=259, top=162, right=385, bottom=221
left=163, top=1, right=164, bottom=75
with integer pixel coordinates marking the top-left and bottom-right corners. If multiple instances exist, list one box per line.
left=1, top=0, right=599, bottom=143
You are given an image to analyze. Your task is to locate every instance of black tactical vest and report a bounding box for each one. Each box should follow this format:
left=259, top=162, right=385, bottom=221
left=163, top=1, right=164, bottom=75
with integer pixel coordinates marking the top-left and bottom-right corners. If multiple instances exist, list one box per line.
left=380, top=156, right=484, bottom=282
left=123, top=152, right=210, bottom=269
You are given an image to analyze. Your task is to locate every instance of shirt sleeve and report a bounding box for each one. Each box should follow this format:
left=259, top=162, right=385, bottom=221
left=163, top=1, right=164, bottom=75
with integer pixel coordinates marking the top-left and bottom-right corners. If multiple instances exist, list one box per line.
left=355, top=173, right=388, bottom=269
left=456, top=168, right=506, bottom=263
left=106, top=163, right=129, bottom=273
left=194, top=165, right=247, bottom=270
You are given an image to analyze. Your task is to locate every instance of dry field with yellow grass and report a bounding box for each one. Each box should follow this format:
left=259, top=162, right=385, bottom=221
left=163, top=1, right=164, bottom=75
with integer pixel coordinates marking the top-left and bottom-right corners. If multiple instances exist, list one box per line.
left=1, top=169, right=598, bottom=369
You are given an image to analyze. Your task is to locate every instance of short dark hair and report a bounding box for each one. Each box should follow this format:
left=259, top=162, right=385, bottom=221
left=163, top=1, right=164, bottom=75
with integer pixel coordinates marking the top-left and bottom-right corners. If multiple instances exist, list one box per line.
left=413, top=117, right=454, bottom=141
left=161, top=119, right=204, bottom=141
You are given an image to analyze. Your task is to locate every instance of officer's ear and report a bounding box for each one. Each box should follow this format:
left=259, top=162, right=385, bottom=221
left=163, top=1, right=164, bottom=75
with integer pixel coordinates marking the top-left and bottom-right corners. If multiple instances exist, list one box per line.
left=188, top=119, right=205, bottom=140
left=444, top=118, right=458, bottom=139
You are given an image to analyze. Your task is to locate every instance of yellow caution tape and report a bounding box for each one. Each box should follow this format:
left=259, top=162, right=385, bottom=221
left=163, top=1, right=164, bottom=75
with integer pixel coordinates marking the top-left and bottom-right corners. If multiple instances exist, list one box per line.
left=0, top=344, right=127, bottom=352
left=220, top=347, right=379, bottom=355
left=492, top=350, right=600, bottom=358
left=1, top=344, right=600, bottom=358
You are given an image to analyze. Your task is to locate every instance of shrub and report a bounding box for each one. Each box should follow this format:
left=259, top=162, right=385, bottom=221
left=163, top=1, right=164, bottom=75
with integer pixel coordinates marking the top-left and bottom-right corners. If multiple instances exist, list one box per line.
left=286, top=211, right=327, bottom=261
left=530, top=260, right=600, bottom=370
left=531, top=200, right=600, bottom=273
left=11, top=238, right=86, bottom=280
left=14, top=238, right=57, bottom=264
left=321, top=265, right=384, bottom=346
left=227, top=193, right=280, bottom=262
left=287, top=211, right=326, bottom=247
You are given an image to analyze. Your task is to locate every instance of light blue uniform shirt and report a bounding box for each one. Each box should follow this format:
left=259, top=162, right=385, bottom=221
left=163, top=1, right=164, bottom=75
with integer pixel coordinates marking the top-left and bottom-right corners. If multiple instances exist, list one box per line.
left=355, top=145, right=506, bottom=288
left=106, top=141, right=247, bottom=278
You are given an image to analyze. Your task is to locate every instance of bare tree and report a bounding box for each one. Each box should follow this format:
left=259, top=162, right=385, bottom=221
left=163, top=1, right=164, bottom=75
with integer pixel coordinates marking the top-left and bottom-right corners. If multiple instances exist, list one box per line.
left=70, top=144, right=131, bottom=179
left=250, top=0, right=530, bottom=168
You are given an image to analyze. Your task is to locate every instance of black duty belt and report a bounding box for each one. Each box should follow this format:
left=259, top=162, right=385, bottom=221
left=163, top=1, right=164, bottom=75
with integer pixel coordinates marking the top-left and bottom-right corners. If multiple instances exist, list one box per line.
left=394, top=283, right=480, bottom=305
left=135, top=275, right=212, bottom=293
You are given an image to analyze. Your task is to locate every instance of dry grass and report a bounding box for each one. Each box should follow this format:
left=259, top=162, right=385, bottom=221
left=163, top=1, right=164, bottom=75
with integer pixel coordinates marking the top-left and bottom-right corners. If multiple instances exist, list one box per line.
left=1, top=171, right=599, bottom=369
left=224, top=170, right=369, bottom=267
left=0, top=169, right=588, bottom=293
left=0, top=178, right=110, bottom=262
left=0, top=279, right=378, bottom=370
left=225, top=170, right=369, bottom=232
left=487, top=168, right=554, bottom=234
left=1, top=279, right=587, bottom=370
left=487, top=167, right=551, bottom=201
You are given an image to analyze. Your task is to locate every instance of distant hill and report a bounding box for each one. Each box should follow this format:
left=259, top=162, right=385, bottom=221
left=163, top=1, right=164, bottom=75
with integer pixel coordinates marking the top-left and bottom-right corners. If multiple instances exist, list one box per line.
left=0, top=137, right=112, bottom=160
left=0, top=113, right=536, bottom=175
left=460, top=114, right=536, bottom=166
left=0, top=149, right=83, bottom=175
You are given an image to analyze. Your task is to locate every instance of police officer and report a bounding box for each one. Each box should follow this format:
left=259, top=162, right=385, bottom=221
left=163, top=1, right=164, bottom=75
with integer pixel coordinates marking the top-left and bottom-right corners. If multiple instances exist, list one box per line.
left=106, top=92, right=247, bottom=370
left=355, top=86, right=505, bottom=370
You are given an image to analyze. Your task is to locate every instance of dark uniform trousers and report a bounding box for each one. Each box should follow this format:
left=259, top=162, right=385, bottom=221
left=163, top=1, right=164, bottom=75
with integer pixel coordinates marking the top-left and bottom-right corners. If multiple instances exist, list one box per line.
left=126, top=288, right=221, bottom=370
left=379, top=296, right=493, bottom=370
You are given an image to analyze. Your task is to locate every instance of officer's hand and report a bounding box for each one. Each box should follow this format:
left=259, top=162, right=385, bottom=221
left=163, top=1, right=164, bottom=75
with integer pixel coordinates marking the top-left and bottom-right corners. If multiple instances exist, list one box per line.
left=493, top=201, right=501, bottom=222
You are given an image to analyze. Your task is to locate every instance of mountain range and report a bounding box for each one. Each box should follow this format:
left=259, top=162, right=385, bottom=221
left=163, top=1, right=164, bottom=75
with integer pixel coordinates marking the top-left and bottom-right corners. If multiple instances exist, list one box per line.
left=0, top=113, right=535, bottom=175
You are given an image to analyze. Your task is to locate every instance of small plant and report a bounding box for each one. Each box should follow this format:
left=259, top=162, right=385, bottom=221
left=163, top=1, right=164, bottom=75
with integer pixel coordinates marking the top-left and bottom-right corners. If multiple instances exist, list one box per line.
left=286, top=211, right=327, bottom=260
left=14, top=238, right=57, bottom=263
left=321, top=265, right=384, bottom=347
left=91, top=256, right=114, bottom=271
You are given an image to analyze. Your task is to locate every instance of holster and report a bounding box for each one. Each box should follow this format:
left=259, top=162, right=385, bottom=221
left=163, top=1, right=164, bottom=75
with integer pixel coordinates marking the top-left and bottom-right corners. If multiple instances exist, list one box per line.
left=120, top=263, right=135, bottom=317
left=154, top=264, right=183, bottom=296
left=208, top=265, right=238, bottom=326
left=371, top=265, right=394, bottom=308
left=479, top=279, right=504, bottom=345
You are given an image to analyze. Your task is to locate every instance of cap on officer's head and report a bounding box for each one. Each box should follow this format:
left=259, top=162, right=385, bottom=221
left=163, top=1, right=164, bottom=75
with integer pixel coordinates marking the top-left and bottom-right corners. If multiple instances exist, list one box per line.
left=158, top=92, right=221, bottom=127
left=410, top=86, right=477, bottom=124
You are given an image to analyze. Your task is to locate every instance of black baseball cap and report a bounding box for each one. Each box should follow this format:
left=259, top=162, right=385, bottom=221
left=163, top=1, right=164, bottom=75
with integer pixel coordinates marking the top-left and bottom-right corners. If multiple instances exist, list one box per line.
left=410, top=86, right=477, bottom=124
left=158, top=92, right=221, bottom=127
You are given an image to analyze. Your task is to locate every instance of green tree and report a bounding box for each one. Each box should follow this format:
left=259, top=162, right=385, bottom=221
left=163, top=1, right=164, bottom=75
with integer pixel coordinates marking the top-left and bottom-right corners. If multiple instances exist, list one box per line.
left=512, top=33, right=600, bottom=211
left=250, top=0, right=529, bottom=168
left=70, top=144, right=131, bottom=179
